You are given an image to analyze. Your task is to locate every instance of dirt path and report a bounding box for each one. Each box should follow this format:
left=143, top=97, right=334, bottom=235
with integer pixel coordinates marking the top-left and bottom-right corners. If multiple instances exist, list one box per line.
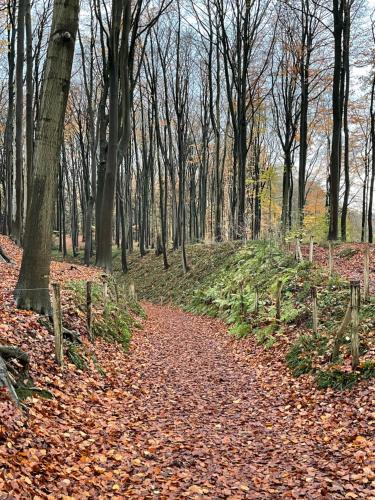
left=113, top=304, right=373, bottom=499
left=1, top=301, right=373, bottom=498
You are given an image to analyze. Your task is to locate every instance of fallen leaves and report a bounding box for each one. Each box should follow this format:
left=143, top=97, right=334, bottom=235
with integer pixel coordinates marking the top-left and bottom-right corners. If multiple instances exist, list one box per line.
left=302, top=242, right=375, bottom=293
left=0, top=236, right=374, bottom=497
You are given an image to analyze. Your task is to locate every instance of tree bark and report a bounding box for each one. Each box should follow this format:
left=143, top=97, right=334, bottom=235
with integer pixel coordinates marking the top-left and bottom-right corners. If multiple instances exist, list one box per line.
left=14, top=0, right=80, bottom=313
left=328, top=0, right=344, bottom=241
left=13, top=0, right=26, bottom=245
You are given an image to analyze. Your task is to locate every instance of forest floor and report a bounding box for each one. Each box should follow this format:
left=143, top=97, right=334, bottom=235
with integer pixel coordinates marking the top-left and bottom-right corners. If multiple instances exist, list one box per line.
left=301, top=242, right=375, bottom=294
left=0, top=237, right=374, bottom=498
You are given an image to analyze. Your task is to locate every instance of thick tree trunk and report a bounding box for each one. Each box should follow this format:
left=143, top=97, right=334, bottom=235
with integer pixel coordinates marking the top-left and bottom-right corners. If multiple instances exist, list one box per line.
left=25, top=0, right=34, bottom=213
left=96, top=0, right=124, bottom=272
left=14, top=0, right=80, bottom=313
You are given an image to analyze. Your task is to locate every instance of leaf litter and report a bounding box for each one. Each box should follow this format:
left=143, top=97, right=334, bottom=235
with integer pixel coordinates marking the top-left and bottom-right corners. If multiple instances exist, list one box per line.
left=0, top=236, right=373, bottom=498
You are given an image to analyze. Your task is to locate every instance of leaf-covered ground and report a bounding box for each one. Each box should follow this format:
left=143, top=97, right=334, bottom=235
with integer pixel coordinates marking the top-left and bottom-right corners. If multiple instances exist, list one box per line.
left=302, top=242, right=375, bottom=293
left=0, top=236, right=374, bottom=497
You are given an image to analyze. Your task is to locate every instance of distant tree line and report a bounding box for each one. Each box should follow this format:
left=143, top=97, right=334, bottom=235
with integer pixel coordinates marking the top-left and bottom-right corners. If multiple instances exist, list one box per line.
left=0, top=0, right=373, bottom=312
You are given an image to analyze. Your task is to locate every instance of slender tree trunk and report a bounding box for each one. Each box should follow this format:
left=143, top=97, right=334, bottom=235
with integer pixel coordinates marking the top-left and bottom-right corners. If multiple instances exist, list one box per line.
left=25, top=0, right=33, bottom=213
left=328, top=0, right=344, bottom=241
left=341, top=3, right=350, bottom=241
left=13, top=0, right=26, bottom=245
left=369, top=74, right=375, bottom=243
left=4, top=0, right=16, bottom=236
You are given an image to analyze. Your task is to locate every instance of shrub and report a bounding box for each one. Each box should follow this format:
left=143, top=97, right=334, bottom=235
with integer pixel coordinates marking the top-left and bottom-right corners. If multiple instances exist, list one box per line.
left=316, top=369, right=358, bottom=390
left=286, top=334, right=328, bottom=377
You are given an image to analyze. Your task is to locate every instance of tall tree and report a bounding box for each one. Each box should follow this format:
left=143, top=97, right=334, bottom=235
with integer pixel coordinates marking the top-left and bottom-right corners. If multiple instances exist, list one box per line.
left=14, top=0, right=80, bottom=313
left=328, top=0, right=345, bottom=240
left=95, top=0, right=124, bottom=272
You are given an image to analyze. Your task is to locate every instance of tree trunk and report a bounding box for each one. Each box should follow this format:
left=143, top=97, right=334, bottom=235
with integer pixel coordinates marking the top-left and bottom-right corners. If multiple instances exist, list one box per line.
left=340, top=2, right=350, bottom=241
left=25, top=0, right=34, bottom=213
left=14, top=0, right=80, bottom=313
left=13, top=0, right=26, bottom=245
left=4, top=0, right=16, bottom=236
left=96, top=0, right=124, bottom=272
left=328, top=0, right=344, bottom=241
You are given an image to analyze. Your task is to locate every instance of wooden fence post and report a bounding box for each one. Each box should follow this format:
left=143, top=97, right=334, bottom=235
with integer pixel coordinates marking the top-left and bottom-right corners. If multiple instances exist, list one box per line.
left=239, top=282, right=245, bottom=320
left=309, top=236, right=314, bottom=263
left=129, top=281, right=137, bottom=301
left=311, top=286, right=318, bottom=334
left=350, top=280, right=360, bottom=370
left=332, top=302, right=352, bottom=361
left=103, top=280, right=108, bottom=308
left=52, top=283, right=63, bottom=367
left=86, top=281, right=93, bottom=341
left=254, top=285, right=259, bottom=316
left=295, top=238, right=303, bottom=262
left=328, top=242, right=333, bottom=276
left=276, top=279, right=283, bottom=320
left=364, top=244, right=370, bottom=302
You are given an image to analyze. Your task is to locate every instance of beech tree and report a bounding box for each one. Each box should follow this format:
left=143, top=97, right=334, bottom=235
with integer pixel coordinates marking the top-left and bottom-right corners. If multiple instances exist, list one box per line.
left=14, top=0, right=80, bottom=313
left=0, top=0, right=372, bottom=285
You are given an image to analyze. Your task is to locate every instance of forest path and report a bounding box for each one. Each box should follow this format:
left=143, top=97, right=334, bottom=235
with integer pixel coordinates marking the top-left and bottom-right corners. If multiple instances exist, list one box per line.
left=117, top=303, right=372, bottom=498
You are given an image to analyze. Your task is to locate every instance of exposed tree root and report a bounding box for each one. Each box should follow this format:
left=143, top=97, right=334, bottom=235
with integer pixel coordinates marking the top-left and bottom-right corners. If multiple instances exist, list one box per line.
left=63, top=327, right=82, bottom=344
left=0, top=246, right=12, bottom=264
left=0, top=346, right=53, bottom=410
left=0, top=345, right=30, bottom=409
left=38, top=316, right=82, bottom=344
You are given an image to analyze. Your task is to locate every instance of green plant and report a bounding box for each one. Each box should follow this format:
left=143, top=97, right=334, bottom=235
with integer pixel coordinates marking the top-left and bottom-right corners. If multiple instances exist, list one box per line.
left=66, top=278, right=143, bottom=350
left=67, top=279, right=103, bottom=308
left=360, top=360, right=375, bottom=379
left=338, top=247, right=358, bottom=259
left=316, top=360, right=375, bottom=390
left=315, top=369, right=358, bottom=390
left=280, top=302, right=303, bottom=324
left=286, top=334, right=328, bottom=377
left=254, top=323, right=277, bottom=348
left=229, top=323, right=251, bottom=339
left=67, top=343, right=88, bottom=371
left=93, top=302, right=132, bottom=350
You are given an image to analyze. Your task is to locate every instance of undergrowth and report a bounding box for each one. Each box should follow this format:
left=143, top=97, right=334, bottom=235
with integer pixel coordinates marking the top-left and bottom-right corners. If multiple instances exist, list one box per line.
left=67, top=279, right=143, bottom=351
left=316, top=361, right=375, bottom=390
left=61, top=241, right=375, bottom=391
left=185, top=241, right=375, bottom=390
left=189, top=242, right=317, bottom=327
left=114, top=242, right=242, bottom=306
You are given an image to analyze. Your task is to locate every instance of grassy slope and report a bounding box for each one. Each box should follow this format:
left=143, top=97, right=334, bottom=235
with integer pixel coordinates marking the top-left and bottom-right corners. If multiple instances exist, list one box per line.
left=112, top=242, right=242, bottom=306
left=53, top=239, right=375, bottom=388
left=112, top=240, right=375, bottom=389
